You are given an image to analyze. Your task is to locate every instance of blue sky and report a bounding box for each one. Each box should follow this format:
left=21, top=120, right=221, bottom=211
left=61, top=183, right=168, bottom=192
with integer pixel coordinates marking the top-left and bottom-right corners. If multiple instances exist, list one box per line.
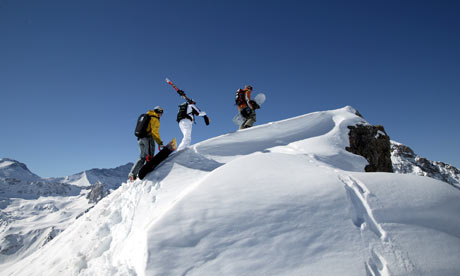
left=1, top=0, right=459, bottom=177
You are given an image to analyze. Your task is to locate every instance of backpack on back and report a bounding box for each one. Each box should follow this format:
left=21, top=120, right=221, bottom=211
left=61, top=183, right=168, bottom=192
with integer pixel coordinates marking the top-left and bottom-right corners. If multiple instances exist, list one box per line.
left=235, top=89, right=245, bottom=105
left=177, top=102, right=193, bottom=122
left=134, top=113, right=151, bottom=138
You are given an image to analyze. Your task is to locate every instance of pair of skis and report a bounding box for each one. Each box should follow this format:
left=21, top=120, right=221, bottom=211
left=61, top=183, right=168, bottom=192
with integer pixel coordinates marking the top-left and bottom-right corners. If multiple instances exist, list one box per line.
left=165, top=78, right=210, bottom=125
left=165, top=78, right=194, bottom=103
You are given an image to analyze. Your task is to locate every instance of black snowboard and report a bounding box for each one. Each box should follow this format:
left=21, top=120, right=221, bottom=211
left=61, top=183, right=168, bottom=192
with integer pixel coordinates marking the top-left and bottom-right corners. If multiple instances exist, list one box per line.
left=138, top=140, right=176, bottom=180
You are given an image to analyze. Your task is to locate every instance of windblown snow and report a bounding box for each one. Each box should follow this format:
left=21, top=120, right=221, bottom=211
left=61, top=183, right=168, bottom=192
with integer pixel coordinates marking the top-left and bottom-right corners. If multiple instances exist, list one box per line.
left=3, top=106, right=460, bottom=275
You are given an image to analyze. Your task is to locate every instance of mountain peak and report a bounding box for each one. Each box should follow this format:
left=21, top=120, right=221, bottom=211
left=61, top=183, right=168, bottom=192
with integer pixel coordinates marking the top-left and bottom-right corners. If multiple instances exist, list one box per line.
left=0, top=158, right=41, bottom=182
left=0, top=158, right=27, bottom=169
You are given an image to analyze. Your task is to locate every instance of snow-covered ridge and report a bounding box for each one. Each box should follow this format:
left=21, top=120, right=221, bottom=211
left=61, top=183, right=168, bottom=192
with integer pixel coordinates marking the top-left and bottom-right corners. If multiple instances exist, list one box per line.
left=3, top=106, right=460, bottom=275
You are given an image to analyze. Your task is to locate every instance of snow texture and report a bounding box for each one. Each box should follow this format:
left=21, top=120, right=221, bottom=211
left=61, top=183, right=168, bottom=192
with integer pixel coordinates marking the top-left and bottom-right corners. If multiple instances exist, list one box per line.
left=2, top=106, right=460, bottom=276
left=0, top=161, right=131, bottom=266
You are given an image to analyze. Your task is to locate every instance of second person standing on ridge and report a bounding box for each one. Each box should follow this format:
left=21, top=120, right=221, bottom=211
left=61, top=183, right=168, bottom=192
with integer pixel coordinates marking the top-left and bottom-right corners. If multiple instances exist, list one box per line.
left=176, top=94, right=209, bottom=151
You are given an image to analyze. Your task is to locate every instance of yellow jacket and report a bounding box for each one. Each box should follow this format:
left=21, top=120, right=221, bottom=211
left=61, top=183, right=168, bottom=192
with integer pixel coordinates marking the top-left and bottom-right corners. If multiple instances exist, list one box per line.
left=146, top=110, right=162, bottom=145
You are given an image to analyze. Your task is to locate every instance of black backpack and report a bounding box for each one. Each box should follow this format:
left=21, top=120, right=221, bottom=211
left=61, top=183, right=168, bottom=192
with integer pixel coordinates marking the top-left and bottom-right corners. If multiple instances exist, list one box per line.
left=235, top=89, right=245, bottom=105
left=134, top=113, right=151, bottom=138
left=176, top=102, right=193, bottom=122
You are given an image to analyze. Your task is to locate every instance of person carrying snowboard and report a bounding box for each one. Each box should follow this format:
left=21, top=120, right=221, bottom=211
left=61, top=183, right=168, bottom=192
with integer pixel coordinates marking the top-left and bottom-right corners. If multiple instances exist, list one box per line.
left=129, top=106, right=164, bottom=181
left=236, top=85, right=260, bottom=129
left=176, top=95, right=209, bottom=151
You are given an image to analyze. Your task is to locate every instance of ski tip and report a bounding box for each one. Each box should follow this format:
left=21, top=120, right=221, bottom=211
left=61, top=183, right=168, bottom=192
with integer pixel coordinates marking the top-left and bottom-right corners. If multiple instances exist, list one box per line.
left=165, top=78, right=171, bottom=83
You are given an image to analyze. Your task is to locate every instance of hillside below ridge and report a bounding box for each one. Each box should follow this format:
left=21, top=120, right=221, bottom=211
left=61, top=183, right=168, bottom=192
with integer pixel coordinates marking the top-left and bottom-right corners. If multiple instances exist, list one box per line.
left=3, top=106, right=460, bottom=276
left=3, top=105, right=373, bottom=274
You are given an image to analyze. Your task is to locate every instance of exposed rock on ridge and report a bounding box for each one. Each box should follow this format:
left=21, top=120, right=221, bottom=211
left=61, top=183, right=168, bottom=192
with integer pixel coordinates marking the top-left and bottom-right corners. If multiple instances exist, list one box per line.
left=346, top=124, right=393, bottom=173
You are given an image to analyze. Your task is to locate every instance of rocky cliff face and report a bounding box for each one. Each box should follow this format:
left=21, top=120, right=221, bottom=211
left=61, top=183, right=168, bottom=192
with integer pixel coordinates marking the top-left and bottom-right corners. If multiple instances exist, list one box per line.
left=346, top=124, right=393, bottom=173
left=344, top=121, right=460, bottom=189
left=391, top=141, right=460, bottom=189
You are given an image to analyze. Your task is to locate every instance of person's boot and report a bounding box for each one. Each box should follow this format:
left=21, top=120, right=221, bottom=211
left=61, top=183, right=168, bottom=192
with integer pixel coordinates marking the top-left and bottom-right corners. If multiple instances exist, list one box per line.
left=129, top=174, right=136, bottom=182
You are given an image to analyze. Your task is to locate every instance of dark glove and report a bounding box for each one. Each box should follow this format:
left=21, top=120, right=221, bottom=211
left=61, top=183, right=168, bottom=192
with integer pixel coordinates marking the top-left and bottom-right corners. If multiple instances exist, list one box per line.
left=250, top=100, right=260, bottom=110
left=177, top=90, right=185, bottom=96
left=204, top=115, right=210, bottom=125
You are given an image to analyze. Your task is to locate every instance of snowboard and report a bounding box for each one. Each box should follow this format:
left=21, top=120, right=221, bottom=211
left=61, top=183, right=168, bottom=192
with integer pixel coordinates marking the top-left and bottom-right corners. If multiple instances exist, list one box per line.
left=233, top=93, right=266, bottom=126
left=138, top=138, right=177, bottom=180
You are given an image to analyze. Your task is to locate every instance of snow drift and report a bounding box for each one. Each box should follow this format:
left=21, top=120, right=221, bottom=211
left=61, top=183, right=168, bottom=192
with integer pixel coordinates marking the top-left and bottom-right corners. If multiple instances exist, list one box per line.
left=3, top=106, right=460, bottom=276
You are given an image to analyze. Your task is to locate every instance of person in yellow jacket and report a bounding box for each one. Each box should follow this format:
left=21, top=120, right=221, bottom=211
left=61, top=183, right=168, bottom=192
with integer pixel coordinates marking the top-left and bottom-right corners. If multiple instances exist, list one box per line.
left=129, top=106, right=164, bottom=181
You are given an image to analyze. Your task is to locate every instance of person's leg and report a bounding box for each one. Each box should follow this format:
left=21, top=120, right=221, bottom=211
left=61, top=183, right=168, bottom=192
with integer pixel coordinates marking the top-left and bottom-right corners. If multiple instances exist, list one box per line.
left=129, top=138, right=149, bottom=178
left=177, top=119, right=193, bottom=151
left=242, top=109, right=256, bottom=129
left=147, top=136, right=156, bottom=157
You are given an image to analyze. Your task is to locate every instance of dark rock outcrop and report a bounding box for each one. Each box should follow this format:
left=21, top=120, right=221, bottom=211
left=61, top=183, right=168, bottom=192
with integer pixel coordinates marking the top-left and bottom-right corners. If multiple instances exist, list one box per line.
left=346, top=124, right=393, bottom=173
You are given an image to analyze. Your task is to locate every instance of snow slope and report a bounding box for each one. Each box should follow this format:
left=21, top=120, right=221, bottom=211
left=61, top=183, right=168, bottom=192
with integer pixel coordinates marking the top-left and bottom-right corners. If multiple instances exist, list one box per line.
left=4, top=106, right=460, bottom=275
left=0, top=161, right=131, bottom=267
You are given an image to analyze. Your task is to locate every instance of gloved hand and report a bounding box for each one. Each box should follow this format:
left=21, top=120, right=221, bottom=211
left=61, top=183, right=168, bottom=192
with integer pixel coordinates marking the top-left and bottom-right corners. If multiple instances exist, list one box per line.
left=177, top=90, right=185, bottom=96
left=250, top=100, right=260, bottom=109
left=146, top=155, right=153, bottom=162
left=204, top=115, right=210, bottom=125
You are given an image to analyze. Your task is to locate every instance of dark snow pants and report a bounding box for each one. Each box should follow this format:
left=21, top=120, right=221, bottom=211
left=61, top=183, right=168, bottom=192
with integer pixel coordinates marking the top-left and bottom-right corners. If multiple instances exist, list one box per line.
left=240, top=107, right=256, bottom=129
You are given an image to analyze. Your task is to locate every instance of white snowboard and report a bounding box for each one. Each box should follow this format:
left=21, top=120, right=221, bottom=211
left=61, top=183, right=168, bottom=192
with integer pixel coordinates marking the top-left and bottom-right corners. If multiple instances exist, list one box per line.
left=254, top=93, right=266, bottom=105
left=233, top=93, right=266, bottom=126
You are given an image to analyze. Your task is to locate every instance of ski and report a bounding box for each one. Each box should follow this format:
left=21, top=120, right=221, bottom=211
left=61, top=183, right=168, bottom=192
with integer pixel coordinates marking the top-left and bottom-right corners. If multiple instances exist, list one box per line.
left=165, top=78, right=210, bottom=125
left=165, top=78, right=192, bottom=103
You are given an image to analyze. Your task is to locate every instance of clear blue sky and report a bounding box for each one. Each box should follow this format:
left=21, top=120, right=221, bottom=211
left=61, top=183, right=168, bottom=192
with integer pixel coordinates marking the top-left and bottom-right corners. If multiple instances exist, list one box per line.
left=1, top=0, right=459, bottom=177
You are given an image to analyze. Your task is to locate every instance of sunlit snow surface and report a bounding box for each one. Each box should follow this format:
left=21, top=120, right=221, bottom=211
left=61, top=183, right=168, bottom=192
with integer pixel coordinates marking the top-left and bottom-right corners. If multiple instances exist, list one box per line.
left=4, top=106, right=460, bottom=276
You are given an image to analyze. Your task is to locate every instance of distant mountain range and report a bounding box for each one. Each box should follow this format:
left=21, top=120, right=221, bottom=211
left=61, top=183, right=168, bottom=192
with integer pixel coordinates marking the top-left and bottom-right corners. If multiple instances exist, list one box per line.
left=391, top=142, right=460, bottom=189
left=0, top=158, right=132, bottom=200
left=0, top=159, right=131, bottom=265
